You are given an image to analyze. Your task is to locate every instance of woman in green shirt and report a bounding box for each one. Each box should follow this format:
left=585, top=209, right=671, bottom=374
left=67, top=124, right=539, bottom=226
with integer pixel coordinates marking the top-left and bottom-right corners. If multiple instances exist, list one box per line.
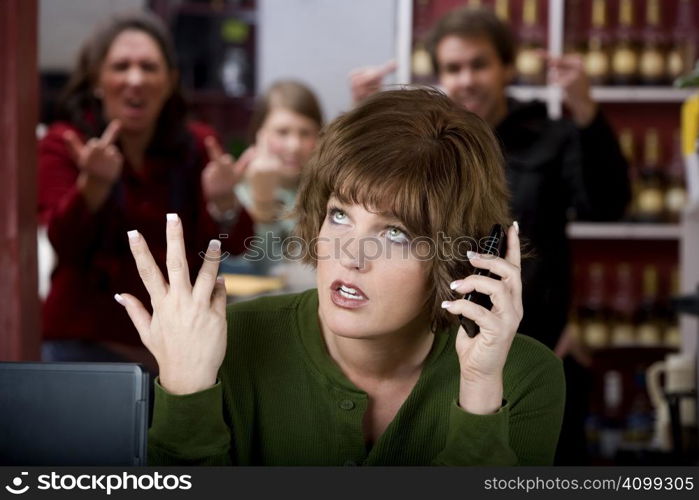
left=115, top=88, right=565, bottom=465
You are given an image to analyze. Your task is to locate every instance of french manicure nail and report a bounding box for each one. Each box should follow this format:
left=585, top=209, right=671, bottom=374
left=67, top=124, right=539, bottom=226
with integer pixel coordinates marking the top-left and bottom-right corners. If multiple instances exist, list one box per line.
left=513, top=221, right=520, bottom=235
left=166, top=213, right=178, bottom=223
left=467, top=251, right=478, bottom=259
left=127, top=230, right=139, bottom=240
left=114, top=293, right=127, bottom=306
left=441, top=301, right=452, bottom=309
left=449, top=280, right=460, bottom=290
left=208, top=239, right=221, bottom=251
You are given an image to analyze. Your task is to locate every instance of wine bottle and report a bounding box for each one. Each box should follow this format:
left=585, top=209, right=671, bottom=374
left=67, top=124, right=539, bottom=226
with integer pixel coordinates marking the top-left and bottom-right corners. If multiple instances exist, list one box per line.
left=411, top=42, right=433, bottom=78
left=516, top=0, right=546, bottom=85
left=611, top=0, right=639, bottom=85
left=635, top=265, right=663, bottom=347
left=609, top=263, right=636, bottom=346
left=618, top=128, right=639, bottom=221
left=639, top=0, right=667, bottom=85
left=635, top=128, right=666, bottom=223
left=494, top=0, right=509, bottom=22
left=665, top=130, right=688, bottom=222
left=585, top=0, right=612, bottom=85
left=667, top=0, right=698, bottom=83
left=600, top=369, right=624, bottom=459
left=581, top=263, right=609, bottom=348
left=624, top=370, right=654, bottom=444
left=663, top=266, right=681, bottom=349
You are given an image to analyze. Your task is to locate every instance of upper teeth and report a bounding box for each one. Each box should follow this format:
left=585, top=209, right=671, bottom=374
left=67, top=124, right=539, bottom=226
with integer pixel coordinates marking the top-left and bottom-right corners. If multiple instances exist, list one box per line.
left=340, top=285, right=357, bottom=295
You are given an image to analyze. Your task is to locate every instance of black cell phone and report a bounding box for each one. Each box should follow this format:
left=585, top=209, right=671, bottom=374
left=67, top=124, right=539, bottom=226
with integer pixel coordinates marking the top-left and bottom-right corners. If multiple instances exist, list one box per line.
left=459, top=224, right=507, bottom=338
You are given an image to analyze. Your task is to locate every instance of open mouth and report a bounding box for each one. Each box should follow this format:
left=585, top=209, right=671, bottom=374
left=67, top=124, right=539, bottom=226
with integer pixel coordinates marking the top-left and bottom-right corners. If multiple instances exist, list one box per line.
left=330, top=280, right=369, bottom=308
left=459, top=96, right=482, bottom=109
left=124, top=97, right=146, bottom=112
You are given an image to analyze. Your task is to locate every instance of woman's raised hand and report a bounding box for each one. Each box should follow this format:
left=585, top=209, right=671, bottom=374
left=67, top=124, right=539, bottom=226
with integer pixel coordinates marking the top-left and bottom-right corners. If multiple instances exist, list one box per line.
left=441, top=223, right=523, bottom=415
left=201, top=136, right=250, bottom=205
left=63, top=119, right=123, bottom=186
left=115, top=214, right=228, bottom=395
left=243, top=130, right=286, bottom=222
left=249, top=128, right=283, bottom=174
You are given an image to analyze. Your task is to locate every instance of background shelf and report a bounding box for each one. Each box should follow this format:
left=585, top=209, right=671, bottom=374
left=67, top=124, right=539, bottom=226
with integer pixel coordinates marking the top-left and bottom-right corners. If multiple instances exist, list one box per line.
left=568, top=222, right=683, bottom=240
left=509, top=86, right=695, bottom=103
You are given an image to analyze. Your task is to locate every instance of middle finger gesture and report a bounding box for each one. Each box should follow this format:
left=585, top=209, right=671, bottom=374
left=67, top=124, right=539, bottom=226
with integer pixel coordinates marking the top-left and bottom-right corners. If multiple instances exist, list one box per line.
left=63, top=119, right=123, bottom=186
left=201, top=136, right=250, bottom=203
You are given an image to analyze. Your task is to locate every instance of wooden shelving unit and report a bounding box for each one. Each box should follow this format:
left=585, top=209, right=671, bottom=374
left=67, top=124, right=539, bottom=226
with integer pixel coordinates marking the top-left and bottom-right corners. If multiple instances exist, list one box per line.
left=568, top=222, right=683, bottom=240
left=149, top=0, right=258, bottom=149
left=509, top=86, right=696, bottom=103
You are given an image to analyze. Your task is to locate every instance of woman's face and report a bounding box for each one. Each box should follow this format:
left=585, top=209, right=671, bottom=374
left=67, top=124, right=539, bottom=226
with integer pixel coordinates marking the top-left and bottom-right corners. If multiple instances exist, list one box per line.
left=316, top=197, right=432, bottom=341
left=259, top=107, right=319, bottom=178
left=96, top=29, right=174, bottom=134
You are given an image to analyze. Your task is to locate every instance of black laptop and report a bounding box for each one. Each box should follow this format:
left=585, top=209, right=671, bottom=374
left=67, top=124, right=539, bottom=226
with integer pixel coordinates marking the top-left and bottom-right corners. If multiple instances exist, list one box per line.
left=0, top=362, right=149, bottom=465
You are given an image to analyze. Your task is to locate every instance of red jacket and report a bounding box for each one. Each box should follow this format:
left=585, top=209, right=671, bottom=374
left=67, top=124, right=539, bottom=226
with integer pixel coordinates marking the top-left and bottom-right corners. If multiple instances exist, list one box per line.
left=38, top=121, right=253, bottom=345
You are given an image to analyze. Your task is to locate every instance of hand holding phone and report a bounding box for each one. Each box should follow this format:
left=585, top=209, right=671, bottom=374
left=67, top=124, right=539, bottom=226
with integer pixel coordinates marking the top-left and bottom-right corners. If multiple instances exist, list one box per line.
left=459, top=224, right=507, bottom=338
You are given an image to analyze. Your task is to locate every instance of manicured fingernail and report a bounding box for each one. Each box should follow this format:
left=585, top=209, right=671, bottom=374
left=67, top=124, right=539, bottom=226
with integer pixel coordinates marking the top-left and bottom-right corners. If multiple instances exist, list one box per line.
left=467, top=251, right=478, bottom=259
left=441, top=300, right=452, bottom=309
left=208, top=239, right=221, bottom=251
left=166, top=213, right=178, bottom=223
left=449, top=280, right=461, bottom=290
left=216, top=276, right=226, bottom=284
left=513, top=221, right=520, bottom=235
left=127, top=230, right=139, bottom=240
left=114, top=293, right=127, bottom=306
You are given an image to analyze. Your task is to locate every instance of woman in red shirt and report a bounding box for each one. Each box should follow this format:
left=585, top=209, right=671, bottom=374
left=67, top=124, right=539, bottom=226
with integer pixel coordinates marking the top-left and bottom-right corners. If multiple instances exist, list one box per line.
left=38, top=12, right=253, bottom=365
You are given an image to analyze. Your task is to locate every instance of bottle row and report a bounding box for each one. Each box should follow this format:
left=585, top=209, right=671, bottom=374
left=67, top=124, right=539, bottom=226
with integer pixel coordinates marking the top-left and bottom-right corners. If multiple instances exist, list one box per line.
left=517, top=0, right=698, bottom=86
left=571, top=262, right=681, bottom=349
left=414, top=0, right=699, bottom=86
left=617, top=127, right=687, bottom=223
left=586, top=351, right=696, bottom=462
left=566, top=0, right=698, bottom=87
left=586, top=366, right=656, bottom=461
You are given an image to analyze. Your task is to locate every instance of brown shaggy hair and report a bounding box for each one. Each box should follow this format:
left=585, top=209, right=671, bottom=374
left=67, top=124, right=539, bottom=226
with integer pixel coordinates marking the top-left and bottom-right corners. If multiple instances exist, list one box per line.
left=425, top=6, right=516, bottom=74
left=294, top=87, right=511, bottom=332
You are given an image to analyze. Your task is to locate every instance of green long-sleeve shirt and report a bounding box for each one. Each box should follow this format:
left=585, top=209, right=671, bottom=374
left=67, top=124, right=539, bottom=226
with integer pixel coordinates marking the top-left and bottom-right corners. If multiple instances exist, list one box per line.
left=148, top=289, right=565, bottom=466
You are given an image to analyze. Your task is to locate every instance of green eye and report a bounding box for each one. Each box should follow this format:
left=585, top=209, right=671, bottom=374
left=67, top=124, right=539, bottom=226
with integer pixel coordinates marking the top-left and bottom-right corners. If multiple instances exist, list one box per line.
left=329, top=208, right=347, bottom=224
left=386, top=226, right=409, bottom=244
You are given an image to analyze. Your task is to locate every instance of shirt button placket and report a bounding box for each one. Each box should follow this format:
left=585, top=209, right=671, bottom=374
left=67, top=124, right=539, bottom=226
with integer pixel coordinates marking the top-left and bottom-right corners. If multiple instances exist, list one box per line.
left=336, top=394, right=364, bottom=466
left=339, top=399, right=355, bottom=411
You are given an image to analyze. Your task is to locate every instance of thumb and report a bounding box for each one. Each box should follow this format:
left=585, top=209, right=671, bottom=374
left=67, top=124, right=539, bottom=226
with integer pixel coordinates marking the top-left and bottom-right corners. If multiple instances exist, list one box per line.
left=114, top=293, right=153, bottom=344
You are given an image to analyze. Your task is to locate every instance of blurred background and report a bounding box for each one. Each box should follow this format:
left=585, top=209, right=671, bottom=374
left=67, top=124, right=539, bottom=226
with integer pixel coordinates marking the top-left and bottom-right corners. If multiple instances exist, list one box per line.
left=1, top=0, right=698, bottom=467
